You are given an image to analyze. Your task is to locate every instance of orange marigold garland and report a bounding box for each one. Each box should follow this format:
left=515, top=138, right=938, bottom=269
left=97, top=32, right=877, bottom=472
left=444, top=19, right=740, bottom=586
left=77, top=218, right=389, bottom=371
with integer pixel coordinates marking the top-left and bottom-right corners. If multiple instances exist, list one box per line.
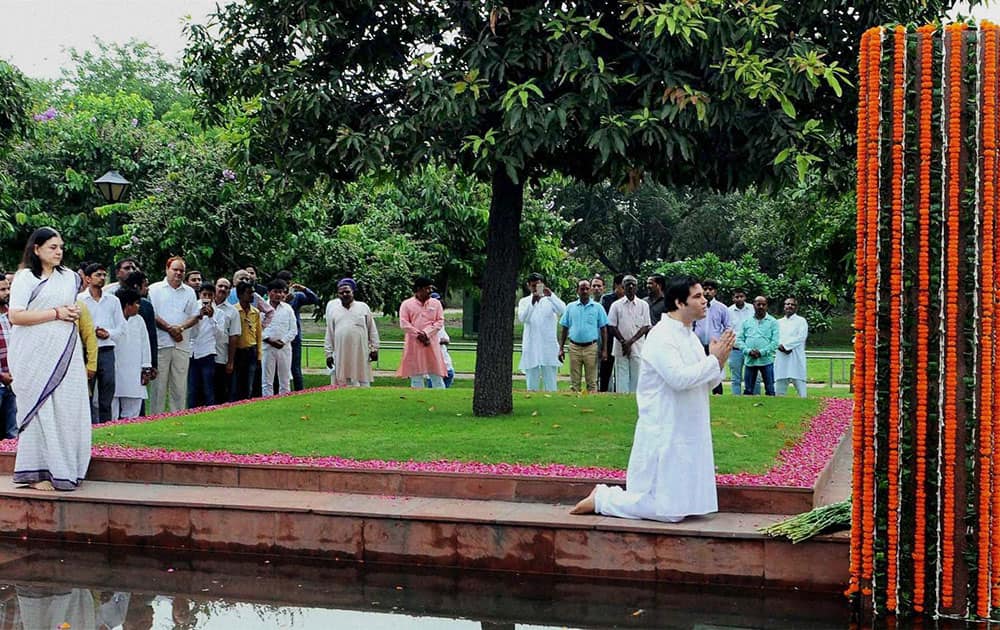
left=862, top=26, right=883, bottom=586
left=886, top=25, right=907, bottom=612
left=978, top=20, right=998, bottom=618
left=939, top=22, right=966, bottom=610
left=913, top=25, right=935, bottom=613
left=849, top=26, right=872, bottom=598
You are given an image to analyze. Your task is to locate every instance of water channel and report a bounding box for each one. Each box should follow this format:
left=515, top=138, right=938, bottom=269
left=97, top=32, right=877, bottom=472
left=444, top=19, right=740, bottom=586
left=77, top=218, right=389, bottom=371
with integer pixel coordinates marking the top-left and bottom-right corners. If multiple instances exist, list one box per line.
left=0, top=541, right=933, bottom=629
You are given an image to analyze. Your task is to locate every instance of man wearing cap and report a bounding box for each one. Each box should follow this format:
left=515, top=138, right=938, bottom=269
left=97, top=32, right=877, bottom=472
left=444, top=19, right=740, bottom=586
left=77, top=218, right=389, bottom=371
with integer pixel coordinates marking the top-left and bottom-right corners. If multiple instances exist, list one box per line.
left=607, top=275, right=652, bottom=393
left=325, top=278, right=380, bottom=387
left=559, top=279, right=608, bottom=393
left=518, top=273, right=566, bottom=391
left=397, top=277, right=448, bottom=388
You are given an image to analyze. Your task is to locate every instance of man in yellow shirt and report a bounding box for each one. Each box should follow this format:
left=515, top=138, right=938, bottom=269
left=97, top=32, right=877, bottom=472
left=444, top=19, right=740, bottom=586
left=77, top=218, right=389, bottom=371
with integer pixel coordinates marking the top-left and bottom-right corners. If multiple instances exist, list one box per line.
left=232, top=281, right=262, bottom=401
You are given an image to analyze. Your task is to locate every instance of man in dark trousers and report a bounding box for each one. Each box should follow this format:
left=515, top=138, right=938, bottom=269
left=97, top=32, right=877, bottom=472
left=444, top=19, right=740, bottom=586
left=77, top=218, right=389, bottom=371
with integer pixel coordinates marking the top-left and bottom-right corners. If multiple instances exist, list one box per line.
left=599, top=273, right=624, bottom=392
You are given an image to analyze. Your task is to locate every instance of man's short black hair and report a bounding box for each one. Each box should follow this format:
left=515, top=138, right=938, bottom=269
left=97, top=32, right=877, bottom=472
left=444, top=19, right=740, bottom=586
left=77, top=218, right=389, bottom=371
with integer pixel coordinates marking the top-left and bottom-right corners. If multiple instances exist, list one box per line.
left=275, top=270, right=293, bottom=283
left=199, top=284, right=215, bottom=296
left=123, top=270, right=147, bottom=291
left=235, top=281, right=255, bottom=297
left=612, top=273, right=625, bottom=286
left=664, top=276, right=701, bottom=312
left=115, top=258, right=138, bottom=272
left=117, top=288, right=141, bottom=308
left=413, top=276, right=434, bottom=290
left=267, top=279, right=288, bottom=292
left=84, top=262, right=106, bottom=276
left=648, top=273, right=666, bottom=291
left=526, top=272, right=545, bottom=283
left=702, top=279, right=718, bottom=290
left=732, top=287, right=746, bottom=296
left=77, top=261, right=93, bottom=273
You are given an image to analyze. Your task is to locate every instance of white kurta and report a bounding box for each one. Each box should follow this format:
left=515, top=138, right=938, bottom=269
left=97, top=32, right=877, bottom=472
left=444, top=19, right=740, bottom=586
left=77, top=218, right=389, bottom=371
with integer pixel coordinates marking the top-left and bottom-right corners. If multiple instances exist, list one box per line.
left=114, top=316, right=152, bottom=399
left=517, top=294, right=566, bottom=371
left=774, top=314, right=809, bottom=381
left=324, top=300, right=380, bottom=385
left=594, top=316, right=723, bottom=522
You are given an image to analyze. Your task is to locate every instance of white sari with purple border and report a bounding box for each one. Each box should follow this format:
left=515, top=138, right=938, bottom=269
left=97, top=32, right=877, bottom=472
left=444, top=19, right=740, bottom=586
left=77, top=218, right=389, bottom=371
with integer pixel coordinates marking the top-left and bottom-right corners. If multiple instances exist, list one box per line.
left=9, top=267, right=91, bottom=490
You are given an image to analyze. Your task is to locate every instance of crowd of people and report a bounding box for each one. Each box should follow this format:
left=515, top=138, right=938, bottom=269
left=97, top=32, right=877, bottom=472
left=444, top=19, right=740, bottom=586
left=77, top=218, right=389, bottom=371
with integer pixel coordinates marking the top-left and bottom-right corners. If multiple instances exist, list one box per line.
left=518, top=272, right=809, bottom=397
left=0, top=227, right=811, bottom=495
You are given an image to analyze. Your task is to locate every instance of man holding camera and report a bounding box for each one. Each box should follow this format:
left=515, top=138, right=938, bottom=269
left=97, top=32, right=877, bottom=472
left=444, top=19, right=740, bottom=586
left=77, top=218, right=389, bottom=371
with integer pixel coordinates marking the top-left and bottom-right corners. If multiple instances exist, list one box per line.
left=518, top=273, right=566, bottom=392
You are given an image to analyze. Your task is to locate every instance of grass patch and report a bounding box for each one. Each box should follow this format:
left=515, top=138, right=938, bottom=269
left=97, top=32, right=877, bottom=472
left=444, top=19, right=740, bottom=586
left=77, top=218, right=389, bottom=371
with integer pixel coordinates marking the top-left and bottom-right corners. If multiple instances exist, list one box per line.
left=95, top=389, right=825, bottom=474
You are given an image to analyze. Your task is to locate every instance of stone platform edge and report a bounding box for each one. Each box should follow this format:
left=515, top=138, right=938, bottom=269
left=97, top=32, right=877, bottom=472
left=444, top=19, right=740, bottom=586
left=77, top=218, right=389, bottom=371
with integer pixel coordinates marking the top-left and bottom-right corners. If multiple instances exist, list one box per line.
left=0, top=479, right=849, bottom=591
left=0, top=452, right=815, bottom=515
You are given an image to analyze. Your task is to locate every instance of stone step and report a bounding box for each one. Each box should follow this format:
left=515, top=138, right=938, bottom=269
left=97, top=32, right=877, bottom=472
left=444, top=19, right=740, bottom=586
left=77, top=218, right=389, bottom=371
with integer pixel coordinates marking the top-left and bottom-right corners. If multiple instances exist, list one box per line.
left=0, top=476, right=848, bottom=591
left=0, top=453, right=817, bottom=515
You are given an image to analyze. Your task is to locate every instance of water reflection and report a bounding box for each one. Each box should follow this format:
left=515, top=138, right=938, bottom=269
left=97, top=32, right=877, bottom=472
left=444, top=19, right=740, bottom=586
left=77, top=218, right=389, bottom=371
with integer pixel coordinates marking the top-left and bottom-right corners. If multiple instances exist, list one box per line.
left=0, top=543, right=857, bottom=629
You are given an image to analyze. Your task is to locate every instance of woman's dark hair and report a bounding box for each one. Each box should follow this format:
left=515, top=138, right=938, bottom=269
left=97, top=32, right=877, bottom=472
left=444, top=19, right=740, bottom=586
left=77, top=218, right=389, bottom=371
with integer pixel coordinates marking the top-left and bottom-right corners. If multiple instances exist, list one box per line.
left=20, top=227, right=66, bottom=278
left=664, top=276, right=701, bottom=313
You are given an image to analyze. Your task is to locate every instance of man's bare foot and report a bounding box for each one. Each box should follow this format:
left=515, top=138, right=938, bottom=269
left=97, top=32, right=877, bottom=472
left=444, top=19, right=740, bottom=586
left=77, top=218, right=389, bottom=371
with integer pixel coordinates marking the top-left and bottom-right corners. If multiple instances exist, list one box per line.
left=28, top=480, right=54, bottom=491
left=570, top=487, right=597, bottom=515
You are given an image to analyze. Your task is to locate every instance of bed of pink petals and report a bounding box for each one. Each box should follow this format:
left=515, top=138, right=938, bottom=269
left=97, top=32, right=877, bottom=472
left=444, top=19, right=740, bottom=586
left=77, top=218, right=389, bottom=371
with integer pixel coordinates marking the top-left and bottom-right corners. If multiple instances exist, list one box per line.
left=0, top=388, right=852, bottom=488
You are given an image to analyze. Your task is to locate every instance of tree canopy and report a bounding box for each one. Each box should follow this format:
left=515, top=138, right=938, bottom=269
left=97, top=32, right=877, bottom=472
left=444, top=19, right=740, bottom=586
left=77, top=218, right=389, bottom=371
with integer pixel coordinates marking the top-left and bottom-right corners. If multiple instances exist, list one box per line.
left=185, top=0, right=977, bottom=415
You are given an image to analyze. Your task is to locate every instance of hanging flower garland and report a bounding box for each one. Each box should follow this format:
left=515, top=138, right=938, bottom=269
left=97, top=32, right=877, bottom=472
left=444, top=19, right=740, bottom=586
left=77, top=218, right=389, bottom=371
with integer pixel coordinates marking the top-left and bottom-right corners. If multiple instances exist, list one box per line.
left=848, top=25, right=873, bottom=599
left=912, top=24, right=936, bottom=613
left=885, top=24, right=907, bottom=611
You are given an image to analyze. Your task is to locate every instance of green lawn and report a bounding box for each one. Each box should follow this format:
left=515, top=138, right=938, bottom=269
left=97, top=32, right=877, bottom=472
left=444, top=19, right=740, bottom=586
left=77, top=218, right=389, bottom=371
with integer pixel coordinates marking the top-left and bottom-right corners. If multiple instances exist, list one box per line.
left=94, top=389, right=826, bottom=474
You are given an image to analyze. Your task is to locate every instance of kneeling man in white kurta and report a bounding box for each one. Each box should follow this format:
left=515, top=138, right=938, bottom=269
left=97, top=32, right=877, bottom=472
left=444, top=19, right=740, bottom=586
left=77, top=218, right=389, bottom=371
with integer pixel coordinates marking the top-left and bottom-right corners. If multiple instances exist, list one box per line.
left=572, top=277, right=735, bottom=522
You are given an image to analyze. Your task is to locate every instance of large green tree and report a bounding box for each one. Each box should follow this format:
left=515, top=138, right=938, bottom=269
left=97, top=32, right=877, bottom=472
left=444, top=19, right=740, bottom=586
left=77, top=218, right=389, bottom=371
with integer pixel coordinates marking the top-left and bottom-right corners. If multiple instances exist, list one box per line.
left=185, top=0, right=973, bottom=415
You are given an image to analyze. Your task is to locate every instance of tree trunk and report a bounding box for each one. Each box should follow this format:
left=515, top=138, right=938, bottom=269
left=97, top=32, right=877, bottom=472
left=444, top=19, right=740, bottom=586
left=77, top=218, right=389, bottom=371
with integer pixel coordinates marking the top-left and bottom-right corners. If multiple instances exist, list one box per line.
left=472, top=166, right=523, bottom=416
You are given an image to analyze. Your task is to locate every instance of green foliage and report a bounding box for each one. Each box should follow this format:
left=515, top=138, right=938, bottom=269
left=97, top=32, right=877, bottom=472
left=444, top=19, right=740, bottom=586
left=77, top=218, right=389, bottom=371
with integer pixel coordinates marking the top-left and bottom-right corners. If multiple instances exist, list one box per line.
left=0, top=92, right=177, bottom=267
left=60, top=39, right=190, bottom=117
left=0, top=59, right=30, bottom=147
left=650, top=252, right=834, bottom=333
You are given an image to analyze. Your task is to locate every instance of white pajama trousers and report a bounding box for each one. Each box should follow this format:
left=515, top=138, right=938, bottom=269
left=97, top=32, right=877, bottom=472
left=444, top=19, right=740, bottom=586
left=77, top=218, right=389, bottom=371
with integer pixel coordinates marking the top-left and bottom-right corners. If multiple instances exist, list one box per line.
left=775, top=377, right=807, bottom=398
left=525, top=365, right=558, bottom=391
left=613, top=354, right=642, bottom=394
left=263, top=344, right=292, bottom=396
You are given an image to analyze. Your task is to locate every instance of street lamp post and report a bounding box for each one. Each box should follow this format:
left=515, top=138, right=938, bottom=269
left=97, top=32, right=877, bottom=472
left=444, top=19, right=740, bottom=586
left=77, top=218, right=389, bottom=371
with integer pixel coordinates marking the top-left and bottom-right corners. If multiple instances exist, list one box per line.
left=93, top=170, right=131, bottom=236
left=93, top=170, right=131, bottom=203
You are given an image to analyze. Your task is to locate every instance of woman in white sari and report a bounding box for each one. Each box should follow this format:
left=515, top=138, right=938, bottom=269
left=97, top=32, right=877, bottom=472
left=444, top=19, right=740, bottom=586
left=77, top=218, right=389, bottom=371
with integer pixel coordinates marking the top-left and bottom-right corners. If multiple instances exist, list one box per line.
left=8, top=227, right=91, bottom=491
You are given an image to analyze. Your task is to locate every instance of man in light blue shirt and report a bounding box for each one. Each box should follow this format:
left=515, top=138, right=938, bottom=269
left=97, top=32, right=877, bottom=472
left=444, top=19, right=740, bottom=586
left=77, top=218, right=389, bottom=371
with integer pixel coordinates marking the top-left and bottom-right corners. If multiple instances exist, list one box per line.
left=693, top=280, right=730, bottom=395
left=736, top=295, right=779, bottom=396
left=559, top=279, right=608, bottom=393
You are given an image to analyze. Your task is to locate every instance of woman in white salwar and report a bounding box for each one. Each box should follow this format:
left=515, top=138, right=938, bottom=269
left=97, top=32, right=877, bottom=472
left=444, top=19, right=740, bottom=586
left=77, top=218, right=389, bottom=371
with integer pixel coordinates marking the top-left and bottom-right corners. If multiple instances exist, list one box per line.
left=572, top=276, right=734, bottom=522
left=8, top=228, right=91, bottom=491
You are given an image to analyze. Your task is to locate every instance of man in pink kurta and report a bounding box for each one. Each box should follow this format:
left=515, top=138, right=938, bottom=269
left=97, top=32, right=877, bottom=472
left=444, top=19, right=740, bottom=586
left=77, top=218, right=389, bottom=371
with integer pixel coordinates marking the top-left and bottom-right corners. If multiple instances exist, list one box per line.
left=396, top=277, right=448, bottom=388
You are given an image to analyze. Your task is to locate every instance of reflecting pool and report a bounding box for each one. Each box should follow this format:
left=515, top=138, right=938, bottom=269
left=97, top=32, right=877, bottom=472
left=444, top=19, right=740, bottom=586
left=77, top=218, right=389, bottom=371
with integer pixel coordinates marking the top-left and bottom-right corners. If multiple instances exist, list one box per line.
left=0, top=542, right=855, bottom=629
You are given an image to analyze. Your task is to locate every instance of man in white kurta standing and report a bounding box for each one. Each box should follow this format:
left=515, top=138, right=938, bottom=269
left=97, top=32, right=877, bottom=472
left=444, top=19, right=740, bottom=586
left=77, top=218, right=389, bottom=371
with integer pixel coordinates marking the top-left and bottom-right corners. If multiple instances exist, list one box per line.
left=571, top=276, right=735, bottom=522
left=607, top=275, right=651, bottom=394
left=774, top=297, right=809, bottom=397
left=517, top=273, right=565, bottom=392
left=261, top=279, right=297, bottom=396
left=325, top=278, right=380, bottom=387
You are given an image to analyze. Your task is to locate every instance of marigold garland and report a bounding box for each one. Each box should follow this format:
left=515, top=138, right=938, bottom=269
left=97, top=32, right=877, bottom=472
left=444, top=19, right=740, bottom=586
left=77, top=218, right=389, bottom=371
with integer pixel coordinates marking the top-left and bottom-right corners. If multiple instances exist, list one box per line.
left=851, top=22, right=1000, bottom=619
left=912, top=23, right=936, bottom=614
left=848, top=26, right=872, bottom=598
left=978, top=21, right=998, bottom=618
left=939, top=23, right=965, bottom=609
left=885, top=25, right=907, bottom=611
left=862, top=26, right=882, bottom=586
